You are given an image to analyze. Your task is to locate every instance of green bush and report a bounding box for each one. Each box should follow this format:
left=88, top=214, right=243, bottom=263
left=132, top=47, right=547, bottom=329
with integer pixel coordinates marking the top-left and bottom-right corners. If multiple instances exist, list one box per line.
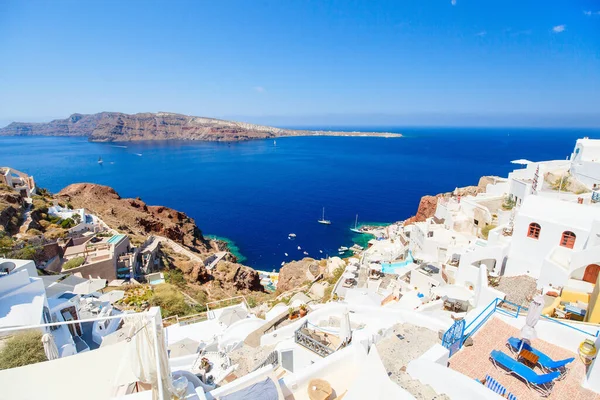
left=501, top=196, right=516, bottom=210
left=551, top=175, right=570, bottom=191
left=31, top=197, right=48, bottom=213
left=0, top=234, right=14, bottom=252
left=0, top=331, right=47, bottom=370
left=59, top=218, right=74, bottom=229
left=481, top=224, right=497, bottom=240
left=10, top=245, right=41, bottom=261
left=63, top=256, right=85, bottom=270
left=165, top=269, right=187, bottom=287
left=149, top=284, right=192, bottom=318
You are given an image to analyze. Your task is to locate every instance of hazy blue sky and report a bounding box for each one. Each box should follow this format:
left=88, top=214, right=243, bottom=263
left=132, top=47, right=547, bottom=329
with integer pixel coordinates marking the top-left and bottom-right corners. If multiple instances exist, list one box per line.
left=0, top=0, right=599, bottom=127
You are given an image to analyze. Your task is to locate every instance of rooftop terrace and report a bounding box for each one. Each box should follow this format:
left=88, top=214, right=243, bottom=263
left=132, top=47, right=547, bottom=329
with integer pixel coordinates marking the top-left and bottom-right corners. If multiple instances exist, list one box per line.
left=449, top=316, right=599, bottom=400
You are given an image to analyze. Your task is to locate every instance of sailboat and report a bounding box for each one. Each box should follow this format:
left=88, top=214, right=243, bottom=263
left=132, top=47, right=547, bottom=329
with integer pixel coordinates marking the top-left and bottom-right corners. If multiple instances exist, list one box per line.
left=98, top=156, right=103, bottom=164
left=318, top=207, right=331, bottom=225
left=350, top=214, right=364, bottom=233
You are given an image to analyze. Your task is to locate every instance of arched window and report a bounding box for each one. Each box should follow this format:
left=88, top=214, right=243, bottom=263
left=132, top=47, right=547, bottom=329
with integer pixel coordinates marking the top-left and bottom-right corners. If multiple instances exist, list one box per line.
left=560, top=231, right=576, bottom=249
left=527, top=223, right=541, bottom=239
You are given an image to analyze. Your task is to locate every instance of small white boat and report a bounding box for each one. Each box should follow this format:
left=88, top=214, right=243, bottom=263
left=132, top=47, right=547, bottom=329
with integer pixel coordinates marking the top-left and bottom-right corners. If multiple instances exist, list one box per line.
left=288, top=233, right=296, bottom=239
left=318, top=207, right=331, bottom=225
left=284, top=253, right=288, bottom=256
left=98, top=156, right=103, bottom=164
left=319, top=250, right=323, bottom=253
left=303, top=251, right=309, bottom=255
left=281, top=262, right=285, bottom=266
left=338, top=246, right=349, bottom=252
left=338, top=251, right=345, bottom=255
left=298, top=246, right=301, bottom=250
left=350, top=214, right=364, bottom=234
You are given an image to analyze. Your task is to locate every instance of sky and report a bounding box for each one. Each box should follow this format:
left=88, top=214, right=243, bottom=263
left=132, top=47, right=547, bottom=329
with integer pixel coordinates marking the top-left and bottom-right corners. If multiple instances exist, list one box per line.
left=0, top=0, right=599, bottom=127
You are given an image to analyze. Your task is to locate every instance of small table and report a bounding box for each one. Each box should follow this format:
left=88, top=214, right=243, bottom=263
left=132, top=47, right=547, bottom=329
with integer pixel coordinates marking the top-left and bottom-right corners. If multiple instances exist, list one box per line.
left=519, top=349, right=539, bottom=369
left=308, top=378, right=333, bottom=400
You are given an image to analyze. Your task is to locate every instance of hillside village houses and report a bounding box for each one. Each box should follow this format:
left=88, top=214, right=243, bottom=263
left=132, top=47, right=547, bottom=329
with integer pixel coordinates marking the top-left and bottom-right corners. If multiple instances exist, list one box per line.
left=2, top=137, right=600, bottom=399
left=0, top=166, right=36, bottom=197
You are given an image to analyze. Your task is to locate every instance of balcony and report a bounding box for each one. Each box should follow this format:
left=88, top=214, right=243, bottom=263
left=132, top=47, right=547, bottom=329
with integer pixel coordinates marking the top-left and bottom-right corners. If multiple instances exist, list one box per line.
left=294, top=321, right=335, bottom=357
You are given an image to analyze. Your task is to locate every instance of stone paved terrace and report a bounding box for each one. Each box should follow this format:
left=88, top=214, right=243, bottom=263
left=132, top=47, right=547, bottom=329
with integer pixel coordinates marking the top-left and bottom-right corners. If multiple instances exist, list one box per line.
left=449, top=317, right=599, bottom=400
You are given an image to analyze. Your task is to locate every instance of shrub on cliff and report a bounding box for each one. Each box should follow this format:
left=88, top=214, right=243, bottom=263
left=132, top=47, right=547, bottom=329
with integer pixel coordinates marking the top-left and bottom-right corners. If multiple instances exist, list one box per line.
left=63, top=256, right=85, bottom=270
left=150, top=284, right=192, bottom=317
left=59, top=218, right=75, bottom=229
left=0, top=331, right=47, bottom=370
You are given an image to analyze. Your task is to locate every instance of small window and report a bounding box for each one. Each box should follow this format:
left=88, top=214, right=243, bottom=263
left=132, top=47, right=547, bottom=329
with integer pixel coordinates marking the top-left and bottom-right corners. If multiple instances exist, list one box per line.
left=560, top=231, right=576, bottom=249
left=474, top=219, right=479, bottom=226
left=527, top=223, right=541, bottom=239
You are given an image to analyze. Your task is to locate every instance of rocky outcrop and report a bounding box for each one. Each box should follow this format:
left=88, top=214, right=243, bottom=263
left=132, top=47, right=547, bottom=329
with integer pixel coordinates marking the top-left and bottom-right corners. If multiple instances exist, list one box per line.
left=56, top=183, right=213, bottom=253
left=277, top=258, right=320, bottom=293
left=0, top=186, right=23, bottom=234
left=404, top=184, right=485, bottom=225
left=0, top=112, right=401, bottom=142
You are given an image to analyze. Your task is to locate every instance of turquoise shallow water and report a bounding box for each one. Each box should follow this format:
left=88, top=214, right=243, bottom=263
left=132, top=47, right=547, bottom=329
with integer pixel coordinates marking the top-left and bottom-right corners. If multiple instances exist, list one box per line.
left=1, top=127, right=598, bottom=270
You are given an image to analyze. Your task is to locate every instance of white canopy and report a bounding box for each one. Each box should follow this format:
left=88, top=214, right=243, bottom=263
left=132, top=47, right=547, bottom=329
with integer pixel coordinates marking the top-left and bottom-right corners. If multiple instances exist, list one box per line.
left=369, top=263, right=382, bottom=272
left=346, top=265, right=358, bottom=272
left=73, top=278, right=107, bottom=295
left=0, top=337, right=138, bottom=400
left=219, top=307, right=248, bottom=327
left=345, top=346, right=415, bottom=400
left=168, top=337, right=201, bottom=358
left=100, top=290, right=125, bottom=303
left=348, top=258, right=360, bottom=265
left=342, top=272, right=356, bottom=279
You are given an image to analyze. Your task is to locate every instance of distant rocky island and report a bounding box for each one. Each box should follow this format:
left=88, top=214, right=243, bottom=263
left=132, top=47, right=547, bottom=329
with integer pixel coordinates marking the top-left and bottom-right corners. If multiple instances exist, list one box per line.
left=0, top=112, right=401, bottom=142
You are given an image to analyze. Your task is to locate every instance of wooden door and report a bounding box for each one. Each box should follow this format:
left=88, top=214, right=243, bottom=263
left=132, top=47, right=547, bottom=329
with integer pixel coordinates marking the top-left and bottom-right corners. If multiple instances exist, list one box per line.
left=583, top=264, right=600, bottom=284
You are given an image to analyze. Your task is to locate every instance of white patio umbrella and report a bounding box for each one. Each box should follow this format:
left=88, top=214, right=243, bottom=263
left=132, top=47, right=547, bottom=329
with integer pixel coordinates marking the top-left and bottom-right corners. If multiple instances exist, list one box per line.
left=519, top=294, right=545, bottom=353
left=218, top=307, right=248, bottom=326
left=369, top=263, right=382, bottom=272
left=168, top=337, right=201, bottom=358
left=346, top=265, right=358, bottom=272
left=41, top=333, right=59, bottom=360
left=342, top=272, right=355, bottom=279
left=99, top=290, right=125, bottom=304
left=339, top=308, right=352, bottom=347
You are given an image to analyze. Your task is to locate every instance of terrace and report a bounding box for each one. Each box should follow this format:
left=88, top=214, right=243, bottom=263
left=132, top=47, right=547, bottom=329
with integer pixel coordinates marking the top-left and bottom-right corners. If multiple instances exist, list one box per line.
left=449, top=315, right=599, bottom=399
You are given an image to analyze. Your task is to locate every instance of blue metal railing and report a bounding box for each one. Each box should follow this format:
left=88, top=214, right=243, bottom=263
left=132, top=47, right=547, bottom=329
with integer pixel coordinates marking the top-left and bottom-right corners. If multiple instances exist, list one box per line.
left=446, top=297, right=600, bottom=356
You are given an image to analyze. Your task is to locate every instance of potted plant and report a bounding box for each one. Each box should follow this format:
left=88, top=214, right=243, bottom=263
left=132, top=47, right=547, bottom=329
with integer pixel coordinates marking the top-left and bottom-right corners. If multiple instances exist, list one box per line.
left=299, top=304, right=308, bottom=317
left=288, top=307, right=296, bottom=320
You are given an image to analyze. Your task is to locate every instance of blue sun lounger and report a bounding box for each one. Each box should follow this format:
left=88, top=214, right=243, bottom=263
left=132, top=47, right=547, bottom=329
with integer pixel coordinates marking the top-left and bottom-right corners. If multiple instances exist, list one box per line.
left=490, top=350, right=560, bottom=397
left=507, top=337, right=574, bottom=375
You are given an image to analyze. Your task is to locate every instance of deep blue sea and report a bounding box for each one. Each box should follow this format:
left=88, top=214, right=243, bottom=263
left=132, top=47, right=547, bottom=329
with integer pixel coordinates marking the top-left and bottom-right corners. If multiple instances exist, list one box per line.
left=1, top=127, right=599, bottom=270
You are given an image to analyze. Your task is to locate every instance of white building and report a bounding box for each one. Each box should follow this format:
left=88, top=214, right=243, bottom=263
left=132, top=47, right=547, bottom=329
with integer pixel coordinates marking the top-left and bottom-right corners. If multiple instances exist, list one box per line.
left=570, top=137, right=600, bottom=188
left=0, top=166, right=36, bottom=197
left=503, top=195, right=600, bottom=289
left=0, top=258, right=89, bottom=357
left=48, top=205, right=105, bottom=234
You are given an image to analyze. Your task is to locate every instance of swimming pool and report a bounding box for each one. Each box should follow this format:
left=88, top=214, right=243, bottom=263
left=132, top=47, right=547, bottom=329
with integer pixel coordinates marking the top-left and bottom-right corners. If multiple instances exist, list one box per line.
left=107, top=234, right=126, bottom=244
left=381, top=252, right=414, bottom=274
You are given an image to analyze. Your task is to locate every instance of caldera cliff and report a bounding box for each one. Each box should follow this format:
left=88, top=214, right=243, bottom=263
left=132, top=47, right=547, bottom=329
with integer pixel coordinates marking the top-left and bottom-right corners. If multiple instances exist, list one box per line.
left=0, top=112, right=401, bottom=142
